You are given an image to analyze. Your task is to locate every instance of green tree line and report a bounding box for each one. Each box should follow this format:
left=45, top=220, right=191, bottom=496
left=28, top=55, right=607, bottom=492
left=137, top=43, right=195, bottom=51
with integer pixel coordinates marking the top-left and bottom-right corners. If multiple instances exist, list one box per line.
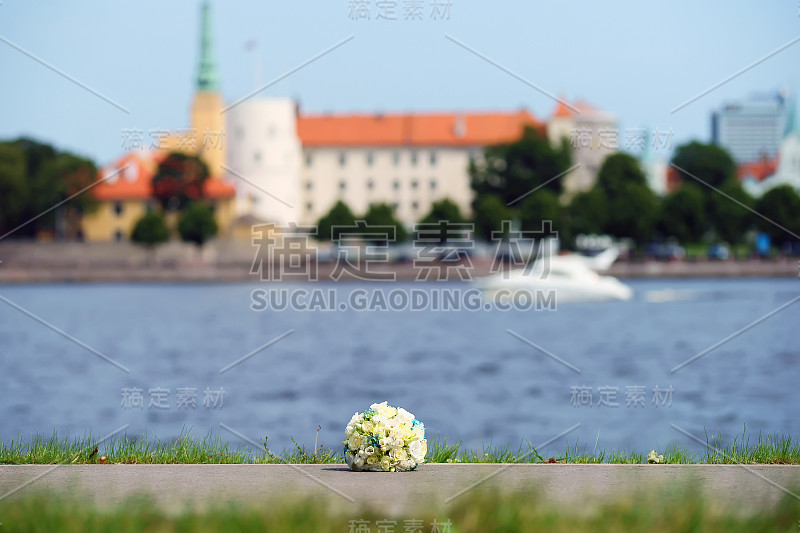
left=315, top=127, right=800, bottom=251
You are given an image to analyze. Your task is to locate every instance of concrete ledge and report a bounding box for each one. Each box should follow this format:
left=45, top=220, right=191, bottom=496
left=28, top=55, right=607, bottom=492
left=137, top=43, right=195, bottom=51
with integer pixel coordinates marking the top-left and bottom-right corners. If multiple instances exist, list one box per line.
left=2, top=464, right=799, bottom=514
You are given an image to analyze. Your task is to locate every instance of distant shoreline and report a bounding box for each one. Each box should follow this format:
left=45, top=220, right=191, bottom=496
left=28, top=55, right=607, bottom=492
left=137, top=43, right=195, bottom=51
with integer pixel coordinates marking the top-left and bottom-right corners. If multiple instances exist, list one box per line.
left=0, top=258, right=797, bottom=283
left=0, top=241, right=797, bottom=283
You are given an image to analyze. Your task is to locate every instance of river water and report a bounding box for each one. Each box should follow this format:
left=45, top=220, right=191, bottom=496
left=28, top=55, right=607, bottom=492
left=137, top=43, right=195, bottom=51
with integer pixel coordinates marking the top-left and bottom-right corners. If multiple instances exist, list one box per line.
left=1, top=278, right=798, bottom=457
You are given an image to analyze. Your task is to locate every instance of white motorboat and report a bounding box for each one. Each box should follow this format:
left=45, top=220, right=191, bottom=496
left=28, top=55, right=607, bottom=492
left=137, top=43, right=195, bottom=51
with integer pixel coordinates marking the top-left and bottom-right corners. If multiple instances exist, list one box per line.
left=473, top=248, right=633, bottom=303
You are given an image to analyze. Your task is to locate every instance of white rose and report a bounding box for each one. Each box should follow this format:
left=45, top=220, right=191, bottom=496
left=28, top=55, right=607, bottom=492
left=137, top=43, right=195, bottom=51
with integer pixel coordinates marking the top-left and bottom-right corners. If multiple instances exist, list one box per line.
left=398, top=458, right=415, bottom=471
left=378, top=405, right=398, bottom=418
left=370, top=401, right=388, bottom=411
left=348, top=433, right=366, bottom=451
left=409, top=439, right=427, bottom=463
left=396, top=408, right=414, bottom=425
left=390, top=447, right=408, bottom=462
left=372, top=414, right=388, bottom=426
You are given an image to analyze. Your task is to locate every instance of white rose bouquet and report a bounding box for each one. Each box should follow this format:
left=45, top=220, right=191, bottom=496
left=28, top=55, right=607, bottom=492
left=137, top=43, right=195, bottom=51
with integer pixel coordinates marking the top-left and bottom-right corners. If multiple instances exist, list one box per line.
left=343, top=401, right=427, bottom=472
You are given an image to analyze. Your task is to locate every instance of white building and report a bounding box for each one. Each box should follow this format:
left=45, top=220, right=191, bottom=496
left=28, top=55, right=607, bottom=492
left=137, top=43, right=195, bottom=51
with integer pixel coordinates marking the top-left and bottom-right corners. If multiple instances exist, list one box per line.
left=295, top=110, right=541, bottom=227
left=225, top=98, right=302, bottom=226
left=712, top=90, right=789, bottom=164
left=225, top=99, right=616, bottom=229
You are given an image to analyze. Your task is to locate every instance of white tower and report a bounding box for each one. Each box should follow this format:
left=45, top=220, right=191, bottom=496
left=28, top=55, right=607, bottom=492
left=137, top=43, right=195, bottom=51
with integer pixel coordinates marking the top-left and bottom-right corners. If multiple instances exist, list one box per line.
left=226, top=98, right=301, bottom=225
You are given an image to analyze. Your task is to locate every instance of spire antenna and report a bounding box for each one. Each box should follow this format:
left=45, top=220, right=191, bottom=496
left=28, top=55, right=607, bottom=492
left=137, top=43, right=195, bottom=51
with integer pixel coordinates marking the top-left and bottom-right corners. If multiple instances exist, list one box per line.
left=197, top=1, right=219, bottom=92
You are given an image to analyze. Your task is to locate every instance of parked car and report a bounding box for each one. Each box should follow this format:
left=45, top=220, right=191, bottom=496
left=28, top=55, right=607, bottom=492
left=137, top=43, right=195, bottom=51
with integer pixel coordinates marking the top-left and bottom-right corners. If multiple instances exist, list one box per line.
left=645, top=242, right=686, bottom=261
left=708, top=243, right=730, bottom=261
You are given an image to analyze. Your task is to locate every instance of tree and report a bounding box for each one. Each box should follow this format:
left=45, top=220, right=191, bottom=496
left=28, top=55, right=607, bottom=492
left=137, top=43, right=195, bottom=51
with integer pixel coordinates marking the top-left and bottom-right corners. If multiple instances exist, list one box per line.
left=131, top=211, right=169, bottom=248
left=708, top=180, right=755, bottom=244
left=518, top=189, right=561, bottom=237
left=470, top=126, right=572, bottom=206
left=363, top=202, right=407, bottom=243
left=316, top=200, right=357, bottom=241
left=472, top=194, right=514, bottom=241
left=755, top=185, right=800, bottom=246
left=37, top=152, right=99, bottom=238
left=177, top=202, right=218, bottom=247
left=566, top=188, right=608, bottom=238
left=657, top=184, right=706, bottom=243
left=418, top=198, right=467, bottom=244
left=595, top=153, right=658, bottom=244
left=671, top=141, right=736, bottom=189
left=0, top=142, right=28, bottom=235
left=0, top=138, right=97, bottom=239
left=152, top=152, right=209, bottom=211
left=420, top=198, right=465, bottom=224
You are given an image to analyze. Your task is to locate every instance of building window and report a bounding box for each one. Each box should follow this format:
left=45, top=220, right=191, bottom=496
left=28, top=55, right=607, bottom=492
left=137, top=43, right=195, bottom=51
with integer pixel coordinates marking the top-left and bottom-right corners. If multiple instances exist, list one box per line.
left=367, top=179, right=374, bottom=190
left=339, top=153, right=347, bottom=167
left=114, top=201, right=123, bottom=216
left=306, top=202, right=313, bottom=212
left=393, top=152, right=400, bottom=166
left=366, top=152, right=374, bottom=166
left=339, top=180, right=346, bottom=191
left=305, top=153, right=313, bottom=167
left=254, top=151, right=261, bottom=163
left=306, top=181, right=313, bottom=190
left=411, top=180, right=418, bottom=190
left=430, top=179, right=437, bottom=190
left=393, top=180, right=400, bottom=190
left=412, top=201, right=419, bottom=211
left=430, top=152, right=437, bottom=166
left=392, top=202, right=399, bottom=212
left=410, top=151, right=418, bottom=166
left=114, top=230, right=123, bottom=242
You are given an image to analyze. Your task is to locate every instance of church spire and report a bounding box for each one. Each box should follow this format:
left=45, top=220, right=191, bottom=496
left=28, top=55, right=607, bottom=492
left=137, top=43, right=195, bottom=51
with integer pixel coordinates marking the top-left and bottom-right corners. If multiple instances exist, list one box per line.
left=196, top=1, right=219, bottom=92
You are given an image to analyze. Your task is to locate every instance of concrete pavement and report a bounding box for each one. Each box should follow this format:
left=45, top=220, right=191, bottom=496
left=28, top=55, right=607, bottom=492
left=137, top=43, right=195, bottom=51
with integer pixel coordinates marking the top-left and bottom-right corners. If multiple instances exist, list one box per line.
left=1, top=464, right=799, bottom=515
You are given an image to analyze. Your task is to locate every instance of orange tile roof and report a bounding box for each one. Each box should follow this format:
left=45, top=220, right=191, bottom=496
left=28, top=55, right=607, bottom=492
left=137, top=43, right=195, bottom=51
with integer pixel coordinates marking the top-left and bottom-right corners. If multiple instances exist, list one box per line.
left=93, top=151, right=235, bottom=201
left=552, top=99, right=574, bottom=118
left=550, top=99, right=603, bottom=119
left=297, top=110, right=543, bottom=147
left=93, top=152, right=153, bottom=201
left=736, top=157, right=777, bottom=183
left=202, top=177, right=237, bottom=198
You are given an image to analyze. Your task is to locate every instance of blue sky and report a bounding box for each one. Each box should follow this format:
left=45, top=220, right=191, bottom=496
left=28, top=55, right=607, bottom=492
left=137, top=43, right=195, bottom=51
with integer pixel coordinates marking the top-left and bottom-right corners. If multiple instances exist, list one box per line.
left=1, top=0, right=798, bottom=165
